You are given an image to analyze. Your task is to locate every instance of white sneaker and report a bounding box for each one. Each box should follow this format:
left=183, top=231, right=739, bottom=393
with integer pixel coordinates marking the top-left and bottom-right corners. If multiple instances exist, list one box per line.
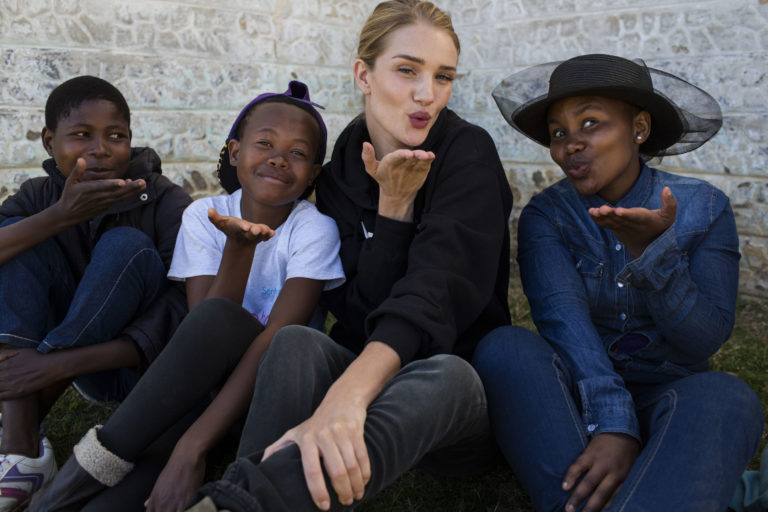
left=0, top=436, right=57, bottom=512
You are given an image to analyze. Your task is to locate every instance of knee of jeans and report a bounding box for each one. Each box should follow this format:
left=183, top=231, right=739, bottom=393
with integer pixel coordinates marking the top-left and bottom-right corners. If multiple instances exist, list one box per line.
left=97, top=227, right=155, bottom=254
left=680, top=373, right=764, bottom=453
left=0, top=216, right=61, bottom=264
left=709, top=373, right=764, bottom=443
left=473, top=326, right=548, bottom=379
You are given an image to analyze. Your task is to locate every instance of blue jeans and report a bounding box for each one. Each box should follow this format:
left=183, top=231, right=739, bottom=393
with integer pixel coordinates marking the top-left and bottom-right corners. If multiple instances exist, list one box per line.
left=473, top=326, right=763, bottom=512
left=0, top=218, right=167, bottom=402
left=193, top=324, right=499, bottom=511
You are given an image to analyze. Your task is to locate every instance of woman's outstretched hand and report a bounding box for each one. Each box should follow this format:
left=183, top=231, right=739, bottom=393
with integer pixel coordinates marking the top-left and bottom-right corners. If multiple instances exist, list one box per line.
left=589, top=186, right=677, bottom=259
left=361, top=142, right=434, bottom=222
left=562, top=432, right=640, bottom=512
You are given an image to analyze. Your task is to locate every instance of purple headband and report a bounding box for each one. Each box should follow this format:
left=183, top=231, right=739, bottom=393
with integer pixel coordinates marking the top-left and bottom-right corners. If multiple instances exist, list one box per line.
left=217, top=80, right=327, bottom=194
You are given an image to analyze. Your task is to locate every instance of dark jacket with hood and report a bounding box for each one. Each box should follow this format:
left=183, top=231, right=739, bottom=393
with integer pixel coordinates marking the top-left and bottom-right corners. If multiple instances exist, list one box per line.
left=316, top=109, right=513, bottom=365
left=0, top=147, right=192, bottom=370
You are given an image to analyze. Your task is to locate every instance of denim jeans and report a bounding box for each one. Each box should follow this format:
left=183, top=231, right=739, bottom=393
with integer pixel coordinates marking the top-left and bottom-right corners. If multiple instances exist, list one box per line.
left=0, top=218, right=167, bottom=402
left=473, top=326, right=764, bottom=512
left=193, top=324, right=499, bottom=512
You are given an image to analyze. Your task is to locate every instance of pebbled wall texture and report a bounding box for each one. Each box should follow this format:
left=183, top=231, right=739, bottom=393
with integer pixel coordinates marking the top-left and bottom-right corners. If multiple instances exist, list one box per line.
left=1, top=0, right=766, bottom=299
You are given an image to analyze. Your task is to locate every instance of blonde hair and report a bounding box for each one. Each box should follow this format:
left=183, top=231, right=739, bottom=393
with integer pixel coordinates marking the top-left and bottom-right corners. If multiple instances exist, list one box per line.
left=357, top=0, right=460, bottom=67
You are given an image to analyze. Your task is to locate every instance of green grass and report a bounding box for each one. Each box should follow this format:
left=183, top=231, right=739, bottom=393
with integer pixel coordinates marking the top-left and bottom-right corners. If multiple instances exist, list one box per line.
left=45, top=281, right=767, bottom=511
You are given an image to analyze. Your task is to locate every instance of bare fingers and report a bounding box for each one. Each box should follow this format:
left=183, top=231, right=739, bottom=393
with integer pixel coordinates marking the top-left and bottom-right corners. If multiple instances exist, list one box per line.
left=298, top=435, right=334, bottom=510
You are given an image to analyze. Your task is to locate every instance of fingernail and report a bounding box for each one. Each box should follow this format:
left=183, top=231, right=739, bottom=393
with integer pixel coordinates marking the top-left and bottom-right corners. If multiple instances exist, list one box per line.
left=319, top=500, right=330, bottom=510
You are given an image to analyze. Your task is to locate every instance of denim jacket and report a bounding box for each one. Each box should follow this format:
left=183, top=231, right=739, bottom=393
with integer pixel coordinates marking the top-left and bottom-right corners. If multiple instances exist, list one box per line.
left=517, top=163, right=740, bottom=441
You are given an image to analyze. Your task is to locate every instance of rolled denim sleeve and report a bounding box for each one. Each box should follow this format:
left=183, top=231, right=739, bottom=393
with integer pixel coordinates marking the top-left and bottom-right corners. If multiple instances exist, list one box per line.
left=617, top=190, right=739, bottom=360
left=518, top=200, right=640, bottom=441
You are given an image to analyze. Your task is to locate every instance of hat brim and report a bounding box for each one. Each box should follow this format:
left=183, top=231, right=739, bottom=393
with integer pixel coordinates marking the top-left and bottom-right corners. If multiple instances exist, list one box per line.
left=512, top=86, right=684, bottom=156
left=492, top=58, right=723, bottom=158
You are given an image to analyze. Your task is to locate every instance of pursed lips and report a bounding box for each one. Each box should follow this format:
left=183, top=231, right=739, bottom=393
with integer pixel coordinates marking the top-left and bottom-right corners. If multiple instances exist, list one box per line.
left=564, top=157, right=590, bottom=179
left=408, top=111, right=431, bottom=129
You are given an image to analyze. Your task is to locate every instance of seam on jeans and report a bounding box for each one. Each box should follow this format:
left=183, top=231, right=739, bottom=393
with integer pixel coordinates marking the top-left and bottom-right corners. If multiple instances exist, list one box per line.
left=552, top=353, right=588, bottom=448
left=0, top=333, right=41, bottom=345
left=42, top=247, right=157, bottom=350
left=614, top=389, right=677, bottom=512
left=71, top=380, right=107, bottom=405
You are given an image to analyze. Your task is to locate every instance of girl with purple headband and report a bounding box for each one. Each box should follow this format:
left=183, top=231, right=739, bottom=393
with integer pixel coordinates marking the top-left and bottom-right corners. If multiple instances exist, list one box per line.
left=31, top=81, right=344, bottom=512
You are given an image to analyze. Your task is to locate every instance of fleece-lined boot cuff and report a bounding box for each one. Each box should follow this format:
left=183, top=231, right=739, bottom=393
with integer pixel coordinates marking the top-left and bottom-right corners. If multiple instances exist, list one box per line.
left=73, top=426, right=134, bottom=487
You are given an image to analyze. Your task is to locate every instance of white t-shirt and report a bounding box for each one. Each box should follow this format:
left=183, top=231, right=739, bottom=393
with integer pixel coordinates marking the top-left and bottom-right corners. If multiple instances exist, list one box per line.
left=169, top=190, right=345, bottom=328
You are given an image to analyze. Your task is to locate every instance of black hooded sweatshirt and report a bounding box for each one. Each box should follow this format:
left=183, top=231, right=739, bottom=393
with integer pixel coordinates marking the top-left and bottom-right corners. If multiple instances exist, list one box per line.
left=0, top=147, right=192, bottom=370
left=316, top=109, right=513, bottom=365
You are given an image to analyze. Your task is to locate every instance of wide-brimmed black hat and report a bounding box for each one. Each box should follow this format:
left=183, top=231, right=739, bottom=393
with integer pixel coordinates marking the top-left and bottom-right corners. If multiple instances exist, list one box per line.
left=492, top=54, right=722, bottom=157
left=216, top=80, right=327, bottom=194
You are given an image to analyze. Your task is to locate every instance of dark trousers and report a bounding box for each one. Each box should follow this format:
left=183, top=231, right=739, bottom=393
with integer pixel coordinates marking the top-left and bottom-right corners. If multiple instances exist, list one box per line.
left=82, top=298, right=264, bottom=511
left=194, top=322, right=499, bottom=512
left=0, top=219, right=167, bottom=402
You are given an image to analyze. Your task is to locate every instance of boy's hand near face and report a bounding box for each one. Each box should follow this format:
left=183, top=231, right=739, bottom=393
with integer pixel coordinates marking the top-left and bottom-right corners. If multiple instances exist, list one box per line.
left=207, top=208, right=275, bottom=246
left=55, top=157, right=146, bottom=224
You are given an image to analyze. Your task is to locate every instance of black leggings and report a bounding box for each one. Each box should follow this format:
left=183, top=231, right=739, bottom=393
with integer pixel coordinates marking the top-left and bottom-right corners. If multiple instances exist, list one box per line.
left=83, top=298, right=264, bottom=511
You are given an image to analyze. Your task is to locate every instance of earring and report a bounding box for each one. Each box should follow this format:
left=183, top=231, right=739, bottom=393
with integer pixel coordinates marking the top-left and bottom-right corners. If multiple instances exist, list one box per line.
left=636, top=135, right=643, bottom=141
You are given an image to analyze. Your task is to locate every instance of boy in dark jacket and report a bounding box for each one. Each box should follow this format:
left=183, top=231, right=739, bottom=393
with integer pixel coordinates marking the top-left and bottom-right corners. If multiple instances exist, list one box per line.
left=0, top=75, right=191, bottom=511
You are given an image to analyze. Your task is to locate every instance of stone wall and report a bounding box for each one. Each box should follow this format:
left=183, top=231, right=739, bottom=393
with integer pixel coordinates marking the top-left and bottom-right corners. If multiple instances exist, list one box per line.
left=1, top=0, right=766, bottom=298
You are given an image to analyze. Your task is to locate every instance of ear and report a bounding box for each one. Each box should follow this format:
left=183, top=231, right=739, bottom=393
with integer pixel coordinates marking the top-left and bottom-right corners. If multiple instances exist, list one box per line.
left=128, top=128, right=133, bottom=143
left=41, top=127, right=54, bottom=157
left=228, top=139, right=240, bottom=165
left=353, top=59, right=372, bottom=95
left=632, top=110, right=652, bottom=145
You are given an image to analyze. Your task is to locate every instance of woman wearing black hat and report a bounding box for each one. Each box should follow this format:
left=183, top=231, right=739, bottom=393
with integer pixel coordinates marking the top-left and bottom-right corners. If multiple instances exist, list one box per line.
left=474, top=54, right=763, bottom=512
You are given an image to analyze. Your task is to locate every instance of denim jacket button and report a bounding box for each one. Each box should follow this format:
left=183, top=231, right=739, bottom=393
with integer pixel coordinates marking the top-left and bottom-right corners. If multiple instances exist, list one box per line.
left=620, top=313, right=627, bottom=321
left=614, top=243, right=622, bottom=251
left=139, top=193, right=149, bottom=201
left=617, top=281, right=625, bottom=288
left=587, top=423, right=597, bottom=433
